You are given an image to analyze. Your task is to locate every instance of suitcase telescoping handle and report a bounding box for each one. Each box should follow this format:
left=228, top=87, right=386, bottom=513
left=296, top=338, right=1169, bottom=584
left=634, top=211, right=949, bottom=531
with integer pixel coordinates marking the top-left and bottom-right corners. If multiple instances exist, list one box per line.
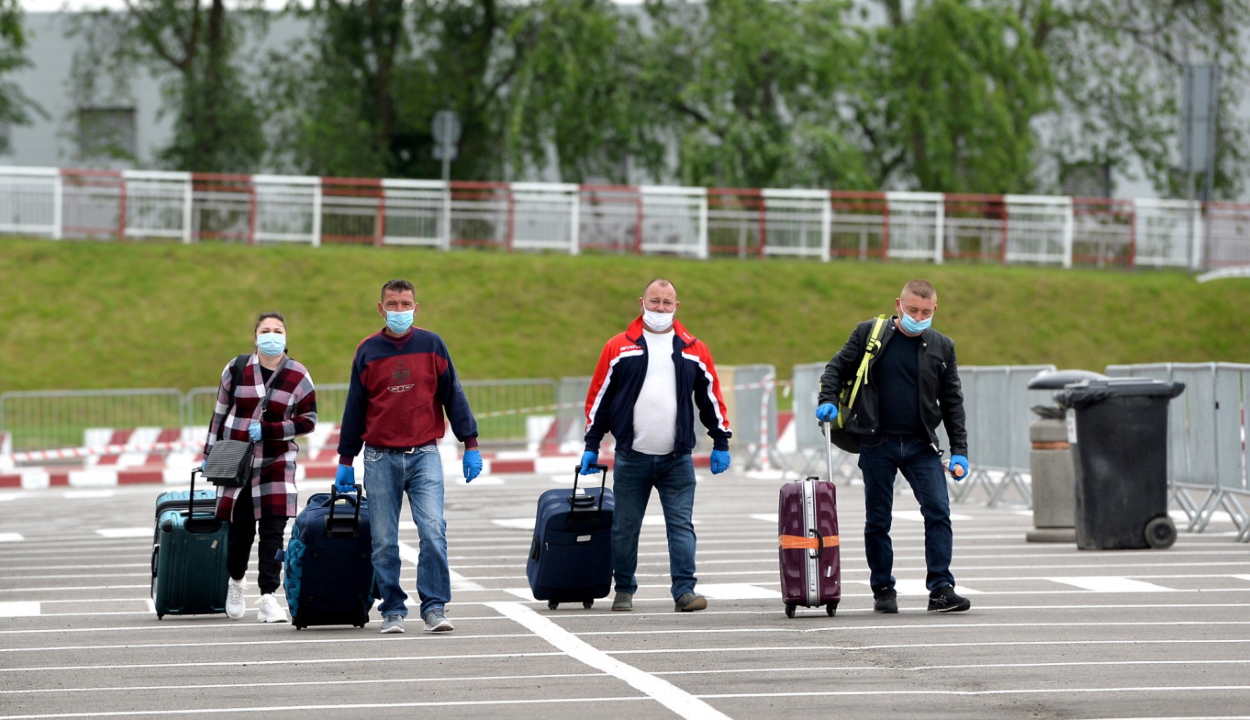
left=326, top=484, right=364, bottom=539
left=571, top=464, right=609, bottom=513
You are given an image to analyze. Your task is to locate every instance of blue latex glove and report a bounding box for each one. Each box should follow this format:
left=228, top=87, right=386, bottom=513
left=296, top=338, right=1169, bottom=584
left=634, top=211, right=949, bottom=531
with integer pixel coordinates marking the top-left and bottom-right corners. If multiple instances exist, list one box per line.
left=463, top=449, right=482, bottom=483
left=580, top=451, right=600, bottom=475
left=334, top=464, right=356, bottom=493
left=248, top=421, right=262, bottom=442
left=199, top=459, right=206, bottom=473
left=815, top=403, right=838, bottom=422
left=710, top=449, right=730, bottom=475
left=948, top=454, right=969, bottom=481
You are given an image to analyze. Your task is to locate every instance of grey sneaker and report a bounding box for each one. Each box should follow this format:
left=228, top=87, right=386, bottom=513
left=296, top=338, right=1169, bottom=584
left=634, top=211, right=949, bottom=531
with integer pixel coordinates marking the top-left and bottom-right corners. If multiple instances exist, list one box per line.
left=674, top=592, right=707, bottom=612
left=422, top=608, right=454, bottom=633
left=873, top=587, right=899, bottom=614
left=380, top=615, right=405, bottom=634
left=927, top=585, right=971, bottom=613
left=612, top=592, right=634, bottom=611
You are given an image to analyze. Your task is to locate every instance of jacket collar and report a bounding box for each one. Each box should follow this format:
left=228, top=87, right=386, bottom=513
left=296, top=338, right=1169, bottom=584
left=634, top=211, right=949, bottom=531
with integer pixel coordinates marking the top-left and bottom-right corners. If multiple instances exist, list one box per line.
left=626, top=315, right=695, bottom=347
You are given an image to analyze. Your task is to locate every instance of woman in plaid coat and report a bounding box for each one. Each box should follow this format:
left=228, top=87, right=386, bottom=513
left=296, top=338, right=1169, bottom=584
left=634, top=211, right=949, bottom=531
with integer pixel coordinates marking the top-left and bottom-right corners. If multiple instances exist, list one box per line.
left=203, top=312, right=318, bottom=622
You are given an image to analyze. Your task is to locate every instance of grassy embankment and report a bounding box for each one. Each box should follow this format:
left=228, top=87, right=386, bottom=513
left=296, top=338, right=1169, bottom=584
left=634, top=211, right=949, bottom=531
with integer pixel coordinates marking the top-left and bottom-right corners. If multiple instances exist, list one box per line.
left=2, top=236, right=1248, bottom=392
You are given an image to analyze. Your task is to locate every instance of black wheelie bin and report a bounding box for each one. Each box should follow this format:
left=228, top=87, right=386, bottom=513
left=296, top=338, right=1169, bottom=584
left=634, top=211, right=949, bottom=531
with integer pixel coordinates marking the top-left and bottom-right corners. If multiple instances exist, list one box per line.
left=1053, top=377, right=1185, bottom=550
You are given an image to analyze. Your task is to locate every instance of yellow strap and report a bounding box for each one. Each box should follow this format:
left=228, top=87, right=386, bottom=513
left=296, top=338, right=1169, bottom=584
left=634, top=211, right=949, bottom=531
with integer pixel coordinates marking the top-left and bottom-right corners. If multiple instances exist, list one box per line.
left=846, top=315, right=888, bottom=411
left=778, top=534, right=841, bottom=550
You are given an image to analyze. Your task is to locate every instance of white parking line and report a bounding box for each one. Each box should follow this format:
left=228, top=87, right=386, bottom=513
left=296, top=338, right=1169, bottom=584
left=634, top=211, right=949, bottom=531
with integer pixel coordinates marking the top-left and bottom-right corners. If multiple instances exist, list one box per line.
left=0, top=602, right=39, bottom=618
left=398, top=541, right=485, bottom=591
left=95, top=528, right=151, bottom=538
left=0, top=533, right=23, bottom=542
left=1046, top=577, right=1178, bottom=593
left=488, top=601, right=731, bottom=720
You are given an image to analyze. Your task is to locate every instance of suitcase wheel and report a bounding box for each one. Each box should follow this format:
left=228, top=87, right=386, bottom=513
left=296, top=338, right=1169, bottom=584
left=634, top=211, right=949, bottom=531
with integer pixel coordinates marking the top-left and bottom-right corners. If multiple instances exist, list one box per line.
left=582, top=600, right=593, bottom=610
left=547, top=600, right=559, bottom=610
left=784, top=603, right=796, bottom=619
left=825, top=602, right=838, bottom=617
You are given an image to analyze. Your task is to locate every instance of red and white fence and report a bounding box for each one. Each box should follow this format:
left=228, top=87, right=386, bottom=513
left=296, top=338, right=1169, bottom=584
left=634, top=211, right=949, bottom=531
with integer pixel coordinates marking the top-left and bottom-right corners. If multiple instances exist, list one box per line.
left=2, top=165, right=1248, bottom=270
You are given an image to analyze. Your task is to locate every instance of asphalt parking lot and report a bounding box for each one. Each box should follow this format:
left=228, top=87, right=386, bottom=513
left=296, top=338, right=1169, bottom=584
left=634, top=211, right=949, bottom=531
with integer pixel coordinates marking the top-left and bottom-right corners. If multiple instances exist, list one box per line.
left=2, top=468, right=1249, bottom=720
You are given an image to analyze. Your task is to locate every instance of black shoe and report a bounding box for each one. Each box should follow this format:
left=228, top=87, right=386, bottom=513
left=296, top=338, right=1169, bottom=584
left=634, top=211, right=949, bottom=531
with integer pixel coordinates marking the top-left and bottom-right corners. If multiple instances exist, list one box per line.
left=873, top=587, right=898, bottom=614
left=927, top=585, right=971, bottom=613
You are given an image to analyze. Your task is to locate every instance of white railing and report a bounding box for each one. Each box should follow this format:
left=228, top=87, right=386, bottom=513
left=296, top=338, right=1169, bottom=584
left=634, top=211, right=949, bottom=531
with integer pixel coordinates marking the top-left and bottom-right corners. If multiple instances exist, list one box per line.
left=2, top=165, right=1246, bottom=271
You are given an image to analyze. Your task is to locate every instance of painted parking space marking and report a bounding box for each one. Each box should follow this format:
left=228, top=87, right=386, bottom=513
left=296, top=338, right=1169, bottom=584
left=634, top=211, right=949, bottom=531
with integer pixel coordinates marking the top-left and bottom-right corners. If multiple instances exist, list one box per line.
left=696, top=583, right=780, bottom=600
left=398, top=541, right=485, bottom=591
left=0, top=602, right=40, bottom=617
left=1046, top=577, right=1178, bottom=593
left=0, top=532, right=23, bottom=542
left=488, top=601, right=731, bottom=720
left=64, top=490, right=116, bottom=499
left=96, top=528, right=151, bottom=539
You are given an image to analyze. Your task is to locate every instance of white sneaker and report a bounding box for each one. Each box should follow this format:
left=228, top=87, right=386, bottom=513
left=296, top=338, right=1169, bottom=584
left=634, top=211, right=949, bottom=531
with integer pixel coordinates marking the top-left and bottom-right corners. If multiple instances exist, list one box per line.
left=225, top=578, right=246, bottom=620
left=256, top=593, right=289, bottom=623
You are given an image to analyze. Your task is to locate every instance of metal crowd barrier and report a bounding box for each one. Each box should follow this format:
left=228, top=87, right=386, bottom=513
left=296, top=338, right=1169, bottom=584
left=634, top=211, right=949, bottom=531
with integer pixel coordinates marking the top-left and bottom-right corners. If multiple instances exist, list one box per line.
left=1105, top=362, right=1250, bottom=541
left=784, top=361, right=1055, bottom=506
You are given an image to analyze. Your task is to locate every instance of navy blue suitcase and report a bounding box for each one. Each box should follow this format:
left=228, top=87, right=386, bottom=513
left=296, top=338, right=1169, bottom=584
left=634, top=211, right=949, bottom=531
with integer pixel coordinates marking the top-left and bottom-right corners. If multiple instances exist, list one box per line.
left=527, top=465, right=614, bottom=610
left=284, top=486, right=375, bottom=629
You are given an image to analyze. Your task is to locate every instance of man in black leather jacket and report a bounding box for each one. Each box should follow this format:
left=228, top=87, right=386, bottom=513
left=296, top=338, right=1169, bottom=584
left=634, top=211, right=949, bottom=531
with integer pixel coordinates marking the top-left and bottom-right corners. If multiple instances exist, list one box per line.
left=816, top=279, right=972, bottom=614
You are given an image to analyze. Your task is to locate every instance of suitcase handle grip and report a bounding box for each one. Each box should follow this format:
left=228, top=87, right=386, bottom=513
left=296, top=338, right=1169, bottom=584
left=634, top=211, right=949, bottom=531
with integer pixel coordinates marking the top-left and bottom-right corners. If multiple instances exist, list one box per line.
left=326, top=485, right=364, bottom=538
left=571, top=464, right=609, bottom=514
left=809, top=528, right=824, bottom=559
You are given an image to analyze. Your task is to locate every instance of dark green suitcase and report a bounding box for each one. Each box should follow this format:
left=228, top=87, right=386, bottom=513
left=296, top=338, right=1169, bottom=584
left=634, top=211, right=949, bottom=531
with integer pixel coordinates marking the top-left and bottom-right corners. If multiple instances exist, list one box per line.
left=151, top=469, right=230, bottom=618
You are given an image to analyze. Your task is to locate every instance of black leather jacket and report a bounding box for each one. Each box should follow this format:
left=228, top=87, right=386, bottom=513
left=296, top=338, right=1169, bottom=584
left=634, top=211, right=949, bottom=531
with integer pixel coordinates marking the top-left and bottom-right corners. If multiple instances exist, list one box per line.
left=817, top=316, right=968, bottom=457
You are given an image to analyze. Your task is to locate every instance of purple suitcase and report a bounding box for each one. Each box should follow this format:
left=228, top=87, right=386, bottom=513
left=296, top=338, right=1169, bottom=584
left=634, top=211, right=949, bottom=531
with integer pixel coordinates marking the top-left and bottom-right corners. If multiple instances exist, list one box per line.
left=778, top=475, right=841, bottom=617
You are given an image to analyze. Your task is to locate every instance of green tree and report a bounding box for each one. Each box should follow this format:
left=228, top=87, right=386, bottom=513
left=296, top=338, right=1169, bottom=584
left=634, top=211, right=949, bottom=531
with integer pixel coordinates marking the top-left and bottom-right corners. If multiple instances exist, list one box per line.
left=69, top=0, right=267, bottom=172
left=639, top=0, right=872, bottom=189
left=853, top=0, right=1054, bottom=193
left=1025, top=0, right=1249, bottom=199
left=0, top=0, right=46, bottom=153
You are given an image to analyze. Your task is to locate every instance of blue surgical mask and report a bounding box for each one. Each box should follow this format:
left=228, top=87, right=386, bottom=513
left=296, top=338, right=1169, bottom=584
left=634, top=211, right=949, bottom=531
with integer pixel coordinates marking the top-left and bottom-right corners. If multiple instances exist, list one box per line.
left=900, top=313, right=931, bottom=335
left=386, top=310, right=414, bottom=335
left=256, top=333, right=286, bottom=357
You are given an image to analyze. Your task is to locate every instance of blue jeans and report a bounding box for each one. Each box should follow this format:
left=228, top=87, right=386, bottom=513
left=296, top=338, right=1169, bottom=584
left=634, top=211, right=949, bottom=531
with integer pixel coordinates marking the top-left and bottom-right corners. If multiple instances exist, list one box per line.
left=858, top=434, right=955, bottom=593
left=364, top=445, right=450, bottom=618
left=611, top=448, right=698, bottom=600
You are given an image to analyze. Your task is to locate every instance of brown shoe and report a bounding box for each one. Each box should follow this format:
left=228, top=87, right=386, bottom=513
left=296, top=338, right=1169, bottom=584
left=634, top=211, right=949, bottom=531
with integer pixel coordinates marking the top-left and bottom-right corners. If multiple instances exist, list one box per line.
left=674, top=592, right=707, bottom=612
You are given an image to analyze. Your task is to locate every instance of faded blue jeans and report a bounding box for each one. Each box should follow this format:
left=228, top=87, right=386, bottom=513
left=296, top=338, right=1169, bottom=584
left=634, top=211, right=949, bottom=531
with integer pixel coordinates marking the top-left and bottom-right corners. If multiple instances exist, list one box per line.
left=611, top=448, right=699, bottom=600
left=857, top=434, right=956, bottom=593
left=364, top=445, right=450, bottom=618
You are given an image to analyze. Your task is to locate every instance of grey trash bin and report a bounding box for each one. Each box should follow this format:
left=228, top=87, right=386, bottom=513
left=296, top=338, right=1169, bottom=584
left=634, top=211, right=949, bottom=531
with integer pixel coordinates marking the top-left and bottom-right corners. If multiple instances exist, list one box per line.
left=1023, top=370, right=1108, bottom=543
left=1054, top=377, right=1185, bottom=551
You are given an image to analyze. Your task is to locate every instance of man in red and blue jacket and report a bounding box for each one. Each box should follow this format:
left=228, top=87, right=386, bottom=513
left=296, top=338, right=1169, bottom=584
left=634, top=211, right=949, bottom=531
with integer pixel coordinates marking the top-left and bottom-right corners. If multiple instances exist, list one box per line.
left=580, top=278, right=732, bottom=613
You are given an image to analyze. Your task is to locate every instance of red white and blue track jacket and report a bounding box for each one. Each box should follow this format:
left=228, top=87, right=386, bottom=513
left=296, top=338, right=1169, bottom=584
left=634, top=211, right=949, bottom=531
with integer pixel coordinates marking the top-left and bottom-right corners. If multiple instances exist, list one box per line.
left=583, top=316, right=732, bottom=455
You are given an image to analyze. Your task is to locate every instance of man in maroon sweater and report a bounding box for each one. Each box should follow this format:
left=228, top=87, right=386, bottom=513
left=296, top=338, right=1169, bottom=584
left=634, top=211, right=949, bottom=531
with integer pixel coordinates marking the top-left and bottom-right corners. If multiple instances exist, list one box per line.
left=334, top=279, right=482, bottom=635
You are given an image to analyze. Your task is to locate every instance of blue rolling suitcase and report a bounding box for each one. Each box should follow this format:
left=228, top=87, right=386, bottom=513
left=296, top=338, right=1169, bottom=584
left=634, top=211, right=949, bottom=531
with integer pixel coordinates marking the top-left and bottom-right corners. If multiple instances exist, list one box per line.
left=284, top=486, right=375, bottom=629
left=527, top=465, right=614, bottom=610
left=151, top=468, right=230, bottom=619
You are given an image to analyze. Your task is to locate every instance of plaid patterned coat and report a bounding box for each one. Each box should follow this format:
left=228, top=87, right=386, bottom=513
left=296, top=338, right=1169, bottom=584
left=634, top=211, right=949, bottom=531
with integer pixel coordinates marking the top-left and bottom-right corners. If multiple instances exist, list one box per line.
left=205, top=354, right=318, bottom=520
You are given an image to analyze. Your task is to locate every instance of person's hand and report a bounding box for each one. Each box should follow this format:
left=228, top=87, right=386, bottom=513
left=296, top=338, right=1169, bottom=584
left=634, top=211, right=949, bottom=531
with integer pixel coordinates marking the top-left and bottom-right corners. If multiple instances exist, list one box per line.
left=580, top=451, right=599, bottom=475
left=463, top=449, right=482, bottom=483
left=710, top=449, right=730, bottom=475
left=199, top=459, right=206, bottom=473
left=334, top=464, right=356, bottom=493
left=815, top=403, right=838, bottom=423
left=248, top=421, right=262, bottom=442
left=948, top=454, right=969, bottom=480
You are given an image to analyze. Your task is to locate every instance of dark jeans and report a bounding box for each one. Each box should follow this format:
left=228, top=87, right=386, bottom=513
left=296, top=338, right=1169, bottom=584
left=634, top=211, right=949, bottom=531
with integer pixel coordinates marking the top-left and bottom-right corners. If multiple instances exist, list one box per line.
left=858, top=434, right=955, bottom=593
left=611, top=449, right=699, bottom=600
left=226, top=488, right=288, bottom=595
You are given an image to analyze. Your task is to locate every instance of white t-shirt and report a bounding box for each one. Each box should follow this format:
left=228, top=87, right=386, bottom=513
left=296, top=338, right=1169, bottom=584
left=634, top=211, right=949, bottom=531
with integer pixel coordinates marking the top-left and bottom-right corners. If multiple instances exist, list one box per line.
left=631, top=330, right=679, bottom=455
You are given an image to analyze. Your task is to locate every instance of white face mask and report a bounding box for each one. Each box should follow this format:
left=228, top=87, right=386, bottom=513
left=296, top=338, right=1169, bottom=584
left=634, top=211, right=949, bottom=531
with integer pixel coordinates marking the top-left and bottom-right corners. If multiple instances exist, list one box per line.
left=643, top=309, right=674, bottom=332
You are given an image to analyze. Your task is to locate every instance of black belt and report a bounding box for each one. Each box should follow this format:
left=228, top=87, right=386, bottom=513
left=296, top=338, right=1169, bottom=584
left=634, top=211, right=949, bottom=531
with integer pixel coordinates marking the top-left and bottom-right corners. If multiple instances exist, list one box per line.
left=367, top=443, right=436, bottom=454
